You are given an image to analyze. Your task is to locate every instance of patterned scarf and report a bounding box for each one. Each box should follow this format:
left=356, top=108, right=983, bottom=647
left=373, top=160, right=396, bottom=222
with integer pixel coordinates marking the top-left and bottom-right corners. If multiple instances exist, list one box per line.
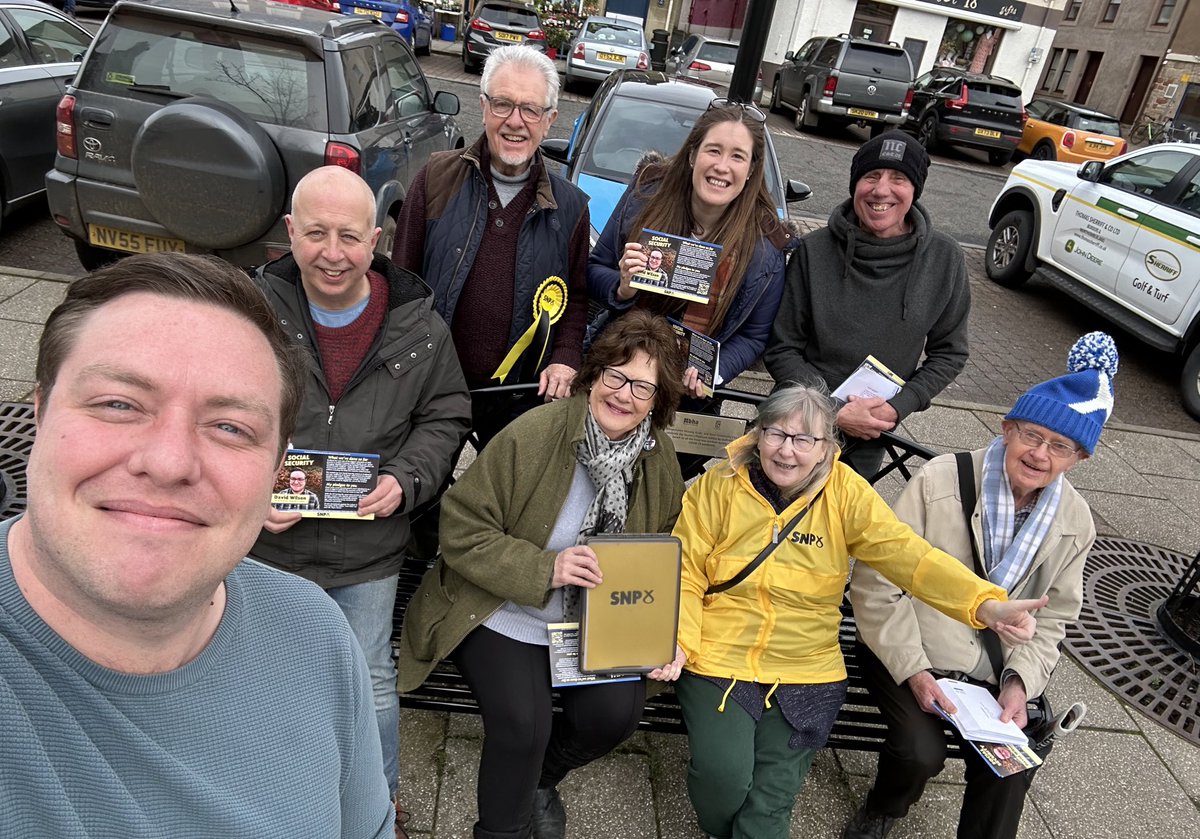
left=561, top=410, right=652, bottom=618
left=980, top=436, right=1063, bottom=592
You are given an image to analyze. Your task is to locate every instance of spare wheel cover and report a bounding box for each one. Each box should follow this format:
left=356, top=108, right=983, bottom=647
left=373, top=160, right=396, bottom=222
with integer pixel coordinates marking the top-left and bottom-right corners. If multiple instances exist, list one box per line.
left=132, top=98, right=286, bottom=249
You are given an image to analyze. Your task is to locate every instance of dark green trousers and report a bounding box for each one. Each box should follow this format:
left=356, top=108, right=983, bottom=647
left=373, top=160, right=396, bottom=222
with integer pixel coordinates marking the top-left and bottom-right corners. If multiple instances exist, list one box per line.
left=675, top=673, right=816, bottom=839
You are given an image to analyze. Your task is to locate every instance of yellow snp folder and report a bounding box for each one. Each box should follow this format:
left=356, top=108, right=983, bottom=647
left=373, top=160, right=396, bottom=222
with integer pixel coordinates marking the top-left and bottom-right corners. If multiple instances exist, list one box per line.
left=579, top=535, right=682, bottom=675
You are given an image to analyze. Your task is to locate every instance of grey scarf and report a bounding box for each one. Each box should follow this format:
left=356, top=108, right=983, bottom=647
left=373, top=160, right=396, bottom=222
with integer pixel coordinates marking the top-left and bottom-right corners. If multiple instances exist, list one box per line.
left=562, top=409, right=652, bottom=618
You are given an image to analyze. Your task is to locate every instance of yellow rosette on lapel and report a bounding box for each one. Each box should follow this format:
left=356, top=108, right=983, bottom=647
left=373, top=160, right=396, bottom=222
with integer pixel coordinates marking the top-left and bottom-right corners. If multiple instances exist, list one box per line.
left=491, top=276, right=568, bottom=383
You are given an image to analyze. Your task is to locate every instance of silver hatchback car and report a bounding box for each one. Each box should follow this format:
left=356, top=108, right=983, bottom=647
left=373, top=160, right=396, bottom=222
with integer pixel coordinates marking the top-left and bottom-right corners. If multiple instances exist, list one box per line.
left=564, top=16, right=647, bottom=90
left=666, top=34, right=762, bottom=103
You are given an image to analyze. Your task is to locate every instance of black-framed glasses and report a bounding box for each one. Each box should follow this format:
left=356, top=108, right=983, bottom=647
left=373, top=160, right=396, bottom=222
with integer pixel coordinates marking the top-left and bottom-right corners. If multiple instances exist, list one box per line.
left=600, top=367, right=658, bottom=401
left=760, top=427, right=824, bottom=452
left=1010, top=422, right=1079, bottom=459
left=482, top=93, right=552, bottom=123
left=708, top=97, right=767, bottom=123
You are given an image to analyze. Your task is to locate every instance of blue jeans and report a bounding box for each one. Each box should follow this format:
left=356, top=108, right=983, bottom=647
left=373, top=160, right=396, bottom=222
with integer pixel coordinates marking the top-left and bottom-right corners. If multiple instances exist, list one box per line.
left=327, top=575, right=400, bottom=798
left=63, top=0, right=75, bottom=14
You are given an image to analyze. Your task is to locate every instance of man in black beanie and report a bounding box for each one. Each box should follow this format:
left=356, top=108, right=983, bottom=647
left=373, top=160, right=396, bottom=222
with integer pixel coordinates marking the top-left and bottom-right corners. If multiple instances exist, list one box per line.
left=764, top=129, right=970, bottom=477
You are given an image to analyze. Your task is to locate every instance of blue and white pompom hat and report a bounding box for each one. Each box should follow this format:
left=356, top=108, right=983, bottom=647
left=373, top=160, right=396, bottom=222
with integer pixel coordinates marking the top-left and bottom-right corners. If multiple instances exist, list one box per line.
left=1005, top=331, right=1119, bottom=455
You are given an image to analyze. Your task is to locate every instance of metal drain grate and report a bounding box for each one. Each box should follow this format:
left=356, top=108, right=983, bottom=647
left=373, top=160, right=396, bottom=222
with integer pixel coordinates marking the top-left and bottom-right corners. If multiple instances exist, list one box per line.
left=0, top=402, right=35, bottom=520
left=1064, top=537, right=1199, bottom=745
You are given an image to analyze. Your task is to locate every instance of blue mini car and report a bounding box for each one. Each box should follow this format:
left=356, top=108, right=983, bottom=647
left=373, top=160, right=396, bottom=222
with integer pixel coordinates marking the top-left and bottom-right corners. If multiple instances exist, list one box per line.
left=340, top=0, right=433, bottom=54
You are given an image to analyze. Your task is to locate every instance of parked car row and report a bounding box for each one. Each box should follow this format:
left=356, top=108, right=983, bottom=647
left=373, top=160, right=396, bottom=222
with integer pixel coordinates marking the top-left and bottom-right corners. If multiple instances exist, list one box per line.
left=46, top=0, right=462, bottom=269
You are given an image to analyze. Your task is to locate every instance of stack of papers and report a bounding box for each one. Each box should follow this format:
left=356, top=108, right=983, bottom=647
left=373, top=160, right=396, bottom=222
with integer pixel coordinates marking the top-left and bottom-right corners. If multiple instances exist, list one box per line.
left=831, top=355, right=906, bottom=402
left=934, top=679, right=1027, bottom=745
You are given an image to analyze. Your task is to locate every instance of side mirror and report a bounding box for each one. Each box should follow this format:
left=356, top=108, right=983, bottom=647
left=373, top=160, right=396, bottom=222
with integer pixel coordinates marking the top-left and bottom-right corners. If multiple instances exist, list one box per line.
left=433, top=90, right=460, bottom=116
left=1077, top=160, right=1103, bottom=182
left=784, top=50, right=795, bottom=61
left=786, top=180, right=812, bottom=203
left=540, top=137, right=570, bottom=165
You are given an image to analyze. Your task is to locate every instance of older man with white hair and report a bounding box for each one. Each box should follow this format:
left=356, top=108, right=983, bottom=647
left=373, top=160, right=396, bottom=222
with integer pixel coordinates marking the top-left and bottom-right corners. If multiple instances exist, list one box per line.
left=392, top=44, right=590, bottom=445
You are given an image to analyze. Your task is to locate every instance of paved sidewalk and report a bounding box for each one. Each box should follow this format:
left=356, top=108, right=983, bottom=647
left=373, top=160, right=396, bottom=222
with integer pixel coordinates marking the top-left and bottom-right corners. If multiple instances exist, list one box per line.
left=3, top=256, right=1198, bottom=835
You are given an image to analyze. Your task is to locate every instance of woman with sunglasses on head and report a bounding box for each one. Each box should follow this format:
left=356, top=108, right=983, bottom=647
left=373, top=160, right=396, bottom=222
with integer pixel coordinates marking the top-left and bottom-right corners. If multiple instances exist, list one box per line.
left=397, top=310, right=686, bottom=839
left=588, top=99, right=794, bottom=397
left=649, top=384, right=1051, bottom=839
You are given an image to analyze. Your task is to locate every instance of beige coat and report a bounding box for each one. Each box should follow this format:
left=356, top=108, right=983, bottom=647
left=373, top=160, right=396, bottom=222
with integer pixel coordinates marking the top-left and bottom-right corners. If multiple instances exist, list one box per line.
left=849, top=448, right=1095, bottom=699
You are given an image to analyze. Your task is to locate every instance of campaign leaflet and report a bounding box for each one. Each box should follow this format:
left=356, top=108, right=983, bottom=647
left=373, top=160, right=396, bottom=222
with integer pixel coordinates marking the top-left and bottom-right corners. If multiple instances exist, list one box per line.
left=546, top=623, right=639, bottom=688
left=831, top=354, right=906, bottom=402
left=668, top=318, right=720, bottom=397
left=270, top=448, right=380, bottom=520
left=629, top=228, right=722, bottom=304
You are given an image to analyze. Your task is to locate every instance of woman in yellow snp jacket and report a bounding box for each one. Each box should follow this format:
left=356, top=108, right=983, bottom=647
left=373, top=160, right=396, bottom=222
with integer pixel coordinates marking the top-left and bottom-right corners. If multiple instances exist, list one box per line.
left=648, top=385, right=1049, bottom=839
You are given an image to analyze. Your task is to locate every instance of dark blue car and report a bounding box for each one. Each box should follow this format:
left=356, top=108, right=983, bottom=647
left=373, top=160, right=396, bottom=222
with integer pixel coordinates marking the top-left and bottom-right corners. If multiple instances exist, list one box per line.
left=339, top=0, right=433, bottom=54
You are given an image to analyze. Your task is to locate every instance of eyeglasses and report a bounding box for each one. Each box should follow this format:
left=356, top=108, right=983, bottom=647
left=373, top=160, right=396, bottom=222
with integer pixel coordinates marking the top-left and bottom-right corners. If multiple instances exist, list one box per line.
left=600, top=367, right=658, bottom=401
left=708, top=97, right=767, bottom=123
left=760, top=427, right=824, bottom=452
left=482, top=93, right=552, bottom=123
left=1010, top=423, right=1079, bottom=459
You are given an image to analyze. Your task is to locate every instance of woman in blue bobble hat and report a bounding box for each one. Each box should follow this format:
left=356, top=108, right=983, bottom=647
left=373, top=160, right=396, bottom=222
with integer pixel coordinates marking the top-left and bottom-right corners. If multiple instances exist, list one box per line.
left=847, top=331, right=1117, bottom=839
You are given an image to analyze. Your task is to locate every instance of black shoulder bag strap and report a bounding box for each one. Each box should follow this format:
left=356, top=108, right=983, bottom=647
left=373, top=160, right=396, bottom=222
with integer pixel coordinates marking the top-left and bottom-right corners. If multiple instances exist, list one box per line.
left=954, top=451, right=1004, bottom=679
left=705, top=488, right=825, bottom=596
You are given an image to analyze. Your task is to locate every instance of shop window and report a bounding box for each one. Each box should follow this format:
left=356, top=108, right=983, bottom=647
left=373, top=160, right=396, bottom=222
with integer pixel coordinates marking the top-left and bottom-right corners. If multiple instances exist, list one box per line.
left=1155, top=0, right=1176, bottom=25
left=935, top=19, right=1004, bottom=73
left=1101, top=0, right=1121, bottom=22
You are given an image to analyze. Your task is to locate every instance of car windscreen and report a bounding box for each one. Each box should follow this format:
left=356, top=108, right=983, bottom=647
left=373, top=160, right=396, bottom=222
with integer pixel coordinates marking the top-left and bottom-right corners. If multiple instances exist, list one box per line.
left=1076, top=114, right=1121, bottom=136
left=77, top=15, right=325, bottom=130
left=584, top=22, right=641, bottom=47
left=696, top=42, right=738, bottom=65
left=583, top=97, right=701, bottom=182
left=966, top=83, right=1023, bottom=110
left=840, top=46, right=910, bottom=81
left=479, top=4, right=539, bottom=28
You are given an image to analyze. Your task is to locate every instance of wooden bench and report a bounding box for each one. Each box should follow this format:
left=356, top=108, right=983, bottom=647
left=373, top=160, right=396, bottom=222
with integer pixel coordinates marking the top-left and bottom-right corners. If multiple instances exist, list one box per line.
left=392, top=387, right=963, bottom=754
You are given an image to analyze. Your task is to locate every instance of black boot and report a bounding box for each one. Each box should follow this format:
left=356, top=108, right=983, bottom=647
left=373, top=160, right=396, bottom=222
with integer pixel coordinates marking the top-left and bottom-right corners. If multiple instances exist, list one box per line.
left=842, top=805, right=899, bottom=839
left=530, top=786, right=566, bottom=839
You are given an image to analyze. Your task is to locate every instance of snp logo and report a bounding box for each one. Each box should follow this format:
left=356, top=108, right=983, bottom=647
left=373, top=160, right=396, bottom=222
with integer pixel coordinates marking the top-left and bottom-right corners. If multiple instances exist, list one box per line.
left=610, top=590, right=655, bottom=606
left=790, top=532, right=824, bottom=547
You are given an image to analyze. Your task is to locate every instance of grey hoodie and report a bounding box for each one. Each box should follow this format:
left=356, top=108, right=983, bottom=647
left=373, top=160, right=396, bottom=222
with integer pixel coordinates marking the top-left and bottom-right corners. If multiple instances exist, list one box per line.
left=763, top=199, right=969, bottom=420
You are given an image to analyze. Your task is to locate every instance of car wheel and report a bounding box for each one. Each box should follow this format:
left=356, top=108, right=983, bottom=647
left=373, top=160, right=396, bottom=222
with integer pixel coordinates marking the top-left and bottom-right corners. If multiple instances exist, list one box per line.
left=1031, top=142, right=1056, bottom=161
left=795, top=94, right=818, bottom=131
left=1180, top=343, right=1200, bottom=420
left=74, top=239, right=122, bottom=272
left=376, top=212, right=397, bottom=257
left=769, top=77, right=783, bottom=114
left=869, top=122, right=886, bottom=138
left=462, top=47, right=476, bottom=73
left=985, top=209, right=1035, bottom=288
left=918, top=114, right=938, bottom=150
left=988, top=148, right=1014, bottom=166
left=132, top=98, right=286, bottom=249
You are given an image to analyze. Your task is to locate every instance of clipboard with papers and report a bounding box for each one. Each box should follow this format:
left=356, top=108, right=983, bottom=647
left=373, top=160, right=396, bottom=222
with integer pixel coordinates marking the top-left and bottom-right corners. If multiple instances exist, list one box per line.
left=579, top=534, right=682, bottom=675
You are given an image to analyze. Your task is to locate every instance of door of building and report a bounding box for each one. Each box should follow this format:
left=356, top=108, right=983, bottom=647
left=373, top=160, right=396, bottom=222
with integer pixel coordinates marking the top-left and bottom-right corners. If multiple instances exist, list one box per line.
left=1122, top=55, right=1158, bottom=124
left=1074, top=51, right=1103, bottom=105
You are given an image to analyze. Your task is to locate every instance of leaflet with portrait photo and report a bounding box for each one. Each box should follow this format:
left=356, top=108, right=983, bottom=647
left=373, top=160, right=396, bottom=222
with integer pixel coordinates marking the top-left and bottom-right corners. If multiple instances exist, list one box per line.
left=629, top=228, right=722, bottom=304
left=668, top=318, right=720, bottom=397
left=969, top=738, right=1043, bottom=778
left=270, top=448, right=380, bottom=520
